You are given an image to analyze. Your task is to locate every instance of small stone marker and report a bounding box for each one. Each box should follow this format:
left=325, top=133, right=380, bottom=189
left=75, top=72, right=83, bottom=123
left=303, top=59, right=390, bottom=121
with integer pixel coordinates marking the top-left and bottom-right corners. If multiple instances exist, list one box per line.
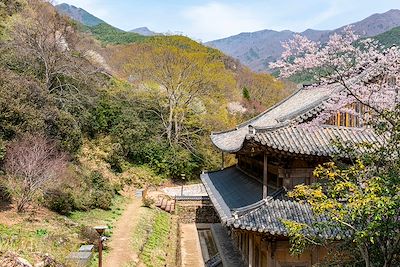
left=135, top=189, right=144, bottom=198
left=67, top=251, right=92, bottom=266
left=79, top=245, right=94, bottom=252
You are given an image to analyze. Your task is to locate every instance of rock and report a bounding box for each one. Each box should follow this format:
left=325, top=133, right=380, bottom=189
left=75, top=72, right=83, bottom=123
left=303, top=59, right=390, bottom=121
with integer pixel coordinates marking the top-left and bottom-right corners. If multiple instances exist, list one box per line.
left=35, top=254, right=64, bottom=267
left=0, top=252, right=33, bottom=267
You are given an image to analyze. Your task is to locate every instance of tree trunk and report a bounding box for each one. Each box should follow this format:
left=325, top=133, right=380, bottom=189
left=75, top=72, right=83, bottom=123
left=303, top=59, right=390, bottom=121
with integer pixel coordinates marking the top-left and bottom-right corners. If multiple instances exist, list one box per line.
left=359, top=245, right=373, bottom=267
left=166, top=101, right=174, bottom=146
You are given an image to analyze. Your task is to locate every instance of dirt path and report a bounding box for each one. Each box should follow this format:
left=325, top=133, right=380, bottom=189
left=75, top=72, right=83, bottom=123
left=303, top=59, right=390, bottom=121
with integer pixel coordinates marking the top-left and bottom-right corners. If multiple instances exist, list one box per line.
left=104, top=197, right=143, bottom=267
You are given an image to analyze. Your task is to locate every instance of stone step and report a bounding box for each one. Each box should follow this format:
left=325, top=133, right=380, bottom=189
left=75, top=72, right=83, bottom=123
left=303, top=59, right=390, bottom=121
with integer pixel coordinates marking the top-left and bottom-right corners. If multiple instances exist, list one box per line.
left=156, top=198, right=162, bottom=207
left=165, top=201, right=171, bottom=212
left=161, top=198, right=167, bottom=210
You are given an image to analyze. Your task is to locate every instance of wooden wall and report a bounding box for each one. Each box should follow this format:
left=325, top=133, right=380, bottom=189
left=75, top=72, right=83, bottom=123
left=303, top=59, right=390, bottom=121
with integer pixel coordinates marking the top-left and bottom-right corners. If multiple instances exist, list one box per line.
left=237, top=154, right=318, bottom=191
left=231, top=230, right=326, bottom=267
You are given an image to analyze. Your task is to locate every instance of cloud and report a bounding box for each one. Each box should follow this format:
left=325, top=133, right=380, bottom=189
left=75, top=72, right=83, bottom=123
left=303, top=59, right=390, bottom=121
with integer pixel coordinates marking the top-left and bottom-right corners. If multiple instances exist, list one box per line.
left=182, top=2, right=266, bottom=42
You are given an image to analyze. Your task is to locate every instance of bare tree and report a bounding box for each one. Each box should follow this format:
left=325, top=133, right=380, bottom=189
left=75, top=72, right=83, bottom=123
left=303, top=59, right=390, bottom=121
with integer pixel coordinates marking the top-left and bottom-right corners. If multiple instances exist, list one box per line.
left=4, top=133, right=67, bottom=212
left=4, top=0, right=101, bottom=108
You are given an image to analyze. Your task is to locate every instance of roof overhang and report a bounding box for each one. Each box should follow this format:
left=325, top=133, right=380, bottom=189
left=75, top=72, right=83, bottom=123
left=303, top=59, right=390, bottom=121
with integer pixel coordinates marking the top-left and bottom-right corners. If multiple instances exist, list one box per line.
left=201, top=167, right=350, bottom=239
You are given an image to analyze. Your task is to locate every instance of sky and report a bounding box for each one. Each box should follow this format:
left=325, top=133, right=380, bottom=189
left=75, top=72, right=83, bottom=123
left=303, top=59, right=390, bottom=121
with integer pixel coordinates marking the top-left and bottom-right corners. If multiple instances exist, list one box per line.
left=55, top=0, right=400, bottom=42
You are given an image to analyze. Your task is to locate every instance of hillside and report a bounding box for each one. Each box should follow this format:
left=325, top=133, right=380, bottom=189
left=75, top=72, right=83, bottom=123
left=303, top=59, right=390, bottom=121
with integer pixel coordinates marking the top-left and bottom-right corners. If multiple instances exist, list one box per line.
left=81, top=23, right=148, bottom=44
left=0, top=0, right=292, bottom=190
left=52, top=3, right=292, bottom=113
left=56, top=3, right=159, bottom=42
left=55, top=3, right=105, bottom=26
left=374, top=26, right=400, bottom=47
left=206, top=9, right=400, bottom=72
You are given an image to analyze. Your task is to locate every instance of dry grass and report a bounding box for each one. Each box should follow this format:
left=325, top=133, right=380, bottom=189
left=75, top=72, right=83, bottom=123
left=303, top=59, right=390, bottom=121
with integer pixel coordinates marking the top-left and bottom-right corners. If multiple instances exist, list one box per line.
left=0, top=195, right=128, bottom=265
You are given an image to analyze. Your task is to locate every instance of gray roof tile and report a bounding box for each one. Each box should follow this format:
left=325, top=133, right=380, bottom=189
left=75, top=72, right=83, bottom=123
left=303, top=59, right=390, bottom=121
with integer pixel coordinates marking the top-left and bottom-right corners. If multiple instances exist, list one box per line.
left=201, top=168, right=350, bottom=239
left=229, top=198, right=346, bottom=239
left=247, top=125, right=384, bottom=157
left=211, top=85, right=337, bottom=152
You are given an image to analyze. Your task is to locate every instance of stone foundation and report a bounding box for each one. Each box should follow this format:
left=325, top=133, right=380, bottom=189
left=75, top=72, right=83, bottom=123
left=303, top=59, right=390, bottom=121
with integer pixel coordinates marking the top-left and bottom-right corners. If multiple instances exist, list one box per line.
left=176, top=197, right=220, bottom=223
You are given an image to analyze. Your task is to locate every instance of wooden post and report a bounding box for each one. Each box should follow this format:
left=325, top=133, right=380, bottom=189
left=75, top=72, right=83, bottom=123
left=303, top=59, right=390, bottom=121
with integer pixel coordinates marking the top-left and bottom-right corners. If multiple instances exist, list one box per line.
left=263, top=153, right=268, bottom=198
left=98, top=236, right=103, bottom=267
left=249, top=234, right=253, bottom=267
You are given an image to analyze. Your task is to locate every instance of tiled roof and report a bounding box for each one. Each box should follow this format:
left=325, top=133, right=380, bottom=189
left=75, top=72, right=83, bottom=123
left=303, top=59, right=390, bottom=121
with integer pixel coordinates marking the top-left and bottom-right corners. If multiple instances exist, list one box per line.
left=229, top=198, right=346, bottom=239
left=211, top=85, right=337, bottom=153
left=201, top=167, right=348, bottom=239
left=200, top=167, right=264, bottom=222
left=247, top=125, right=384, bottom=157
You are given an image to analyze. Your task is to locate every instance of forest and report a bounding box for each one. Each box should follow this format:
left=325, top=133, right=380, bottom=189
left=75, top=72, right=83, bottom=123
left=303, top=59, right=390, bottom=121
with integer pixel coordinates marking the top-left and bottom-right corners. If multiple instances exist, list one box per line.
left=0, top=0, right=291, bottom=214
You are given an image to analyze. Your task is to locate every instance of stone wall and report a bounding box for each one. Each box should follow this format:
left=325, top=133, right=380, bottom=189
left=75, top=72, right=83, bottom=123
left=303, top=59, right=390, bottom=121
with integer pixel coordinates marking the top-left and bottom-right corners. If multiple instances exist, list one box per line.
left=176, top=199, right=220, bottom=223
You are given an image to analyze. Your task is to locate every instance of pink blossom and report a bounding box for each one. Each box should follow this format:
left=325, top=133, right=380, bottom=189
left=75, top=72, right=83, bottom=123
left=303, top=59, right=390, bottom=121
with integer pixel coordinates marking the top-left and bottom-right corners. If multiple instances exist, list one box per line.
left=270, top=26, right=400, bottom=125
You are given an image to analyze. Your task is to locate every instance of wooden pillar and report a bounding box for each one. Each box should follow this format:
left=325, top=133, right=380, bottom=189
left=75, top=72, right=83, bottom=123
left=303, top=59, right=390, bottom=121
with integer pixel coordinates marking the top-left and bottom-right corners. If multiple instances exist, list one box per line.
left=249, top=234, right=253, bottom=267
left=263, top=153, right=268, bottom=198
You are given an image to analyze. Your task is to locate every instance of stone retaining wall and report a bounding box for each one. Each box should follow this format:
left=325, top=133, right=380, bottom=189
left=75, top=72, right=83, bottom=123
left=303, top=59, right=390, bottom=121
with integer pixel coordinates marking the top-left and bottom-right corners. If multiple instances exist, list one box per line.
left=176, top=199, right=220, bottom=223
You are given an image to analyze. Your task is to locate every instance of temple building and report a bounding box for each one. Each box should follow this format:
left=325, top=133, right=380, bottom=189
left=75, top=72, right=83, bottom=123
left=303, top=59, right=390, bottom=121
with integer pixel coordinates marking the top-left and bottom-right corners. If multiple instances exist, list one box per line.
left=200, top=85, right=382, bottom=267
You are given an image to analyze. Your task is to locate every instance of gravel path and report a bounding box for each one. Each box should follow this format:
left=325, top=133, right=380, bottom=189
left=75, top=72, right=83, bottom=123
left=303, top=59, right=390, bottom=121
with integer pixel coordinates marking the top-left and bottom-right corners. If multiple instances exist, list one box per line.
left=162, top=183, right=207, bottom=197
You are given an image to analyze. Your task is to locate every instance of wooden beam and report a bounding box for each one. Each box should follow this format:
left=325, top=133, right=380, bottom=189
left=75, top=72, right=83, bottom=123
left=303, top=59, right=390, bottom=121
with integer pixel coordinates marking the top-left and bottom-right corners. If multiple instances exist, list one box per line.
left=263, top=153, right=268, bottom=198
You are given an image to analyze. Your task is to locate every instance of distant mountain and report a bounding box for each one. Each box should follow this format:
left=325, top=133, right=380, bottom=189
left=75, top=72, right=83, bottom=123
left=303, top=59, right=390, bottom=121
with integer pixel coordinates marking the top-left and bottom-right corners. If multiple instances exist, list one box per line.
left=55, top=3, right=105, bottom=26
left=130, top=27, right=159, bottom=36
left=55, top=3, right=148, bottom=45
left=206, top=9, right=400, bottom=72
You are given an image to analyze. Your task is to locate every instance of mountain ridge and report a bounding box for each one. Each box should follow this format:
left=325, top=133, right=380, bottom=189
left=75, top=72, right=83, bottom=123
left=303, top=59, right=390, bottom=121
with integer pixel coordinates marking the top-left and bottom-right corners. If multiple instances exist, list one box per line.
left=206, top=9, right=400, bottom=72
left=55, top=3, right=105, bottom=26
left=56, top=3, right=159, bottom=37
left=130, top=27, right=159, bottom=36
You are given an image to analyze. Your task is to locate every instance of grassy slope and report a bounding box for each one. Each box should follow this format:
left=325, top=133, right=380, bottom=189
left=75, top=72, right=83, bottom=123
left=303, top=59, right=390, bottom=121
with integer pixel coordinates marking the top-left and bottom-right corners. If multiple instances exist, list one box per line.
left=130, top=208, right=178, bottom=267
left=0, top=196, right=128, bottom=265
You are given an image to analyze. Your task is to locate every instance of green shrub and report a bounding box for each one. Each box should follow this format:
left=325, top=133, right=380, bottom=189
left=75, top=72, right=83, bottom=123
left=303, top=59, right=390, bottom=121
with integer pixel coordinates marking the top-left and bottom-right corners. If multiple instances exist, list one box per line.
left=35, top=229, right=48, bottom=237
left=133, top=141, right=203, bottom=180
left=44, top=189, right=75, bottom=215
left=79, top=225, right=99, bottom=246
left=88, top=171, right=115, bottom=210
left=242, top=87, right=250, bottom=100
left=90, top=190, right=113, bottom=210
left=0, top=183, right=11, bottom=203
left=142, top=196, right=154, bottom=208
left=106, top=148, right=125, bottom=173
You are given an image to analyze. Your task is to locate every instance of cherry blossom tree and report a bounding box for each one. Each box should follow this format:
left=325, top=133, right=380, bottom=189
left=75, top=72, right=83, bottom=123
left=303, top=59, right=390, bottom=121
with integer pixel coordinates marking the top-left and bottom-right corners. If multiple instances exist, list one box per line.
left=271, top=26, right=400, bottom=125
left=271, top=28, right=400, bottom=267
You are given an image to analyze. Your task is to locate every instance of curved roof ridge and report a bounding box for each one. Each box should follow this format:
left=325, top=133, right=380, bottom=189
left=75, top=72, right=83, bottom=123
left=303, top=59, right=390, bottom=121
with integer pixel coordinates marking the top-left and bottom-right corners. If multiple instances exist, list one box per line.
left=231, top=198, right=271, bottom=217
left=276, top=98, right=328, bottom=123
left=211, top=87, right=304, bottom=135
left=211, top=84, right=338, bottom=152
left=252, top=122, right=291, bottom=132
left=231, top=187, right=289, bottom=217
